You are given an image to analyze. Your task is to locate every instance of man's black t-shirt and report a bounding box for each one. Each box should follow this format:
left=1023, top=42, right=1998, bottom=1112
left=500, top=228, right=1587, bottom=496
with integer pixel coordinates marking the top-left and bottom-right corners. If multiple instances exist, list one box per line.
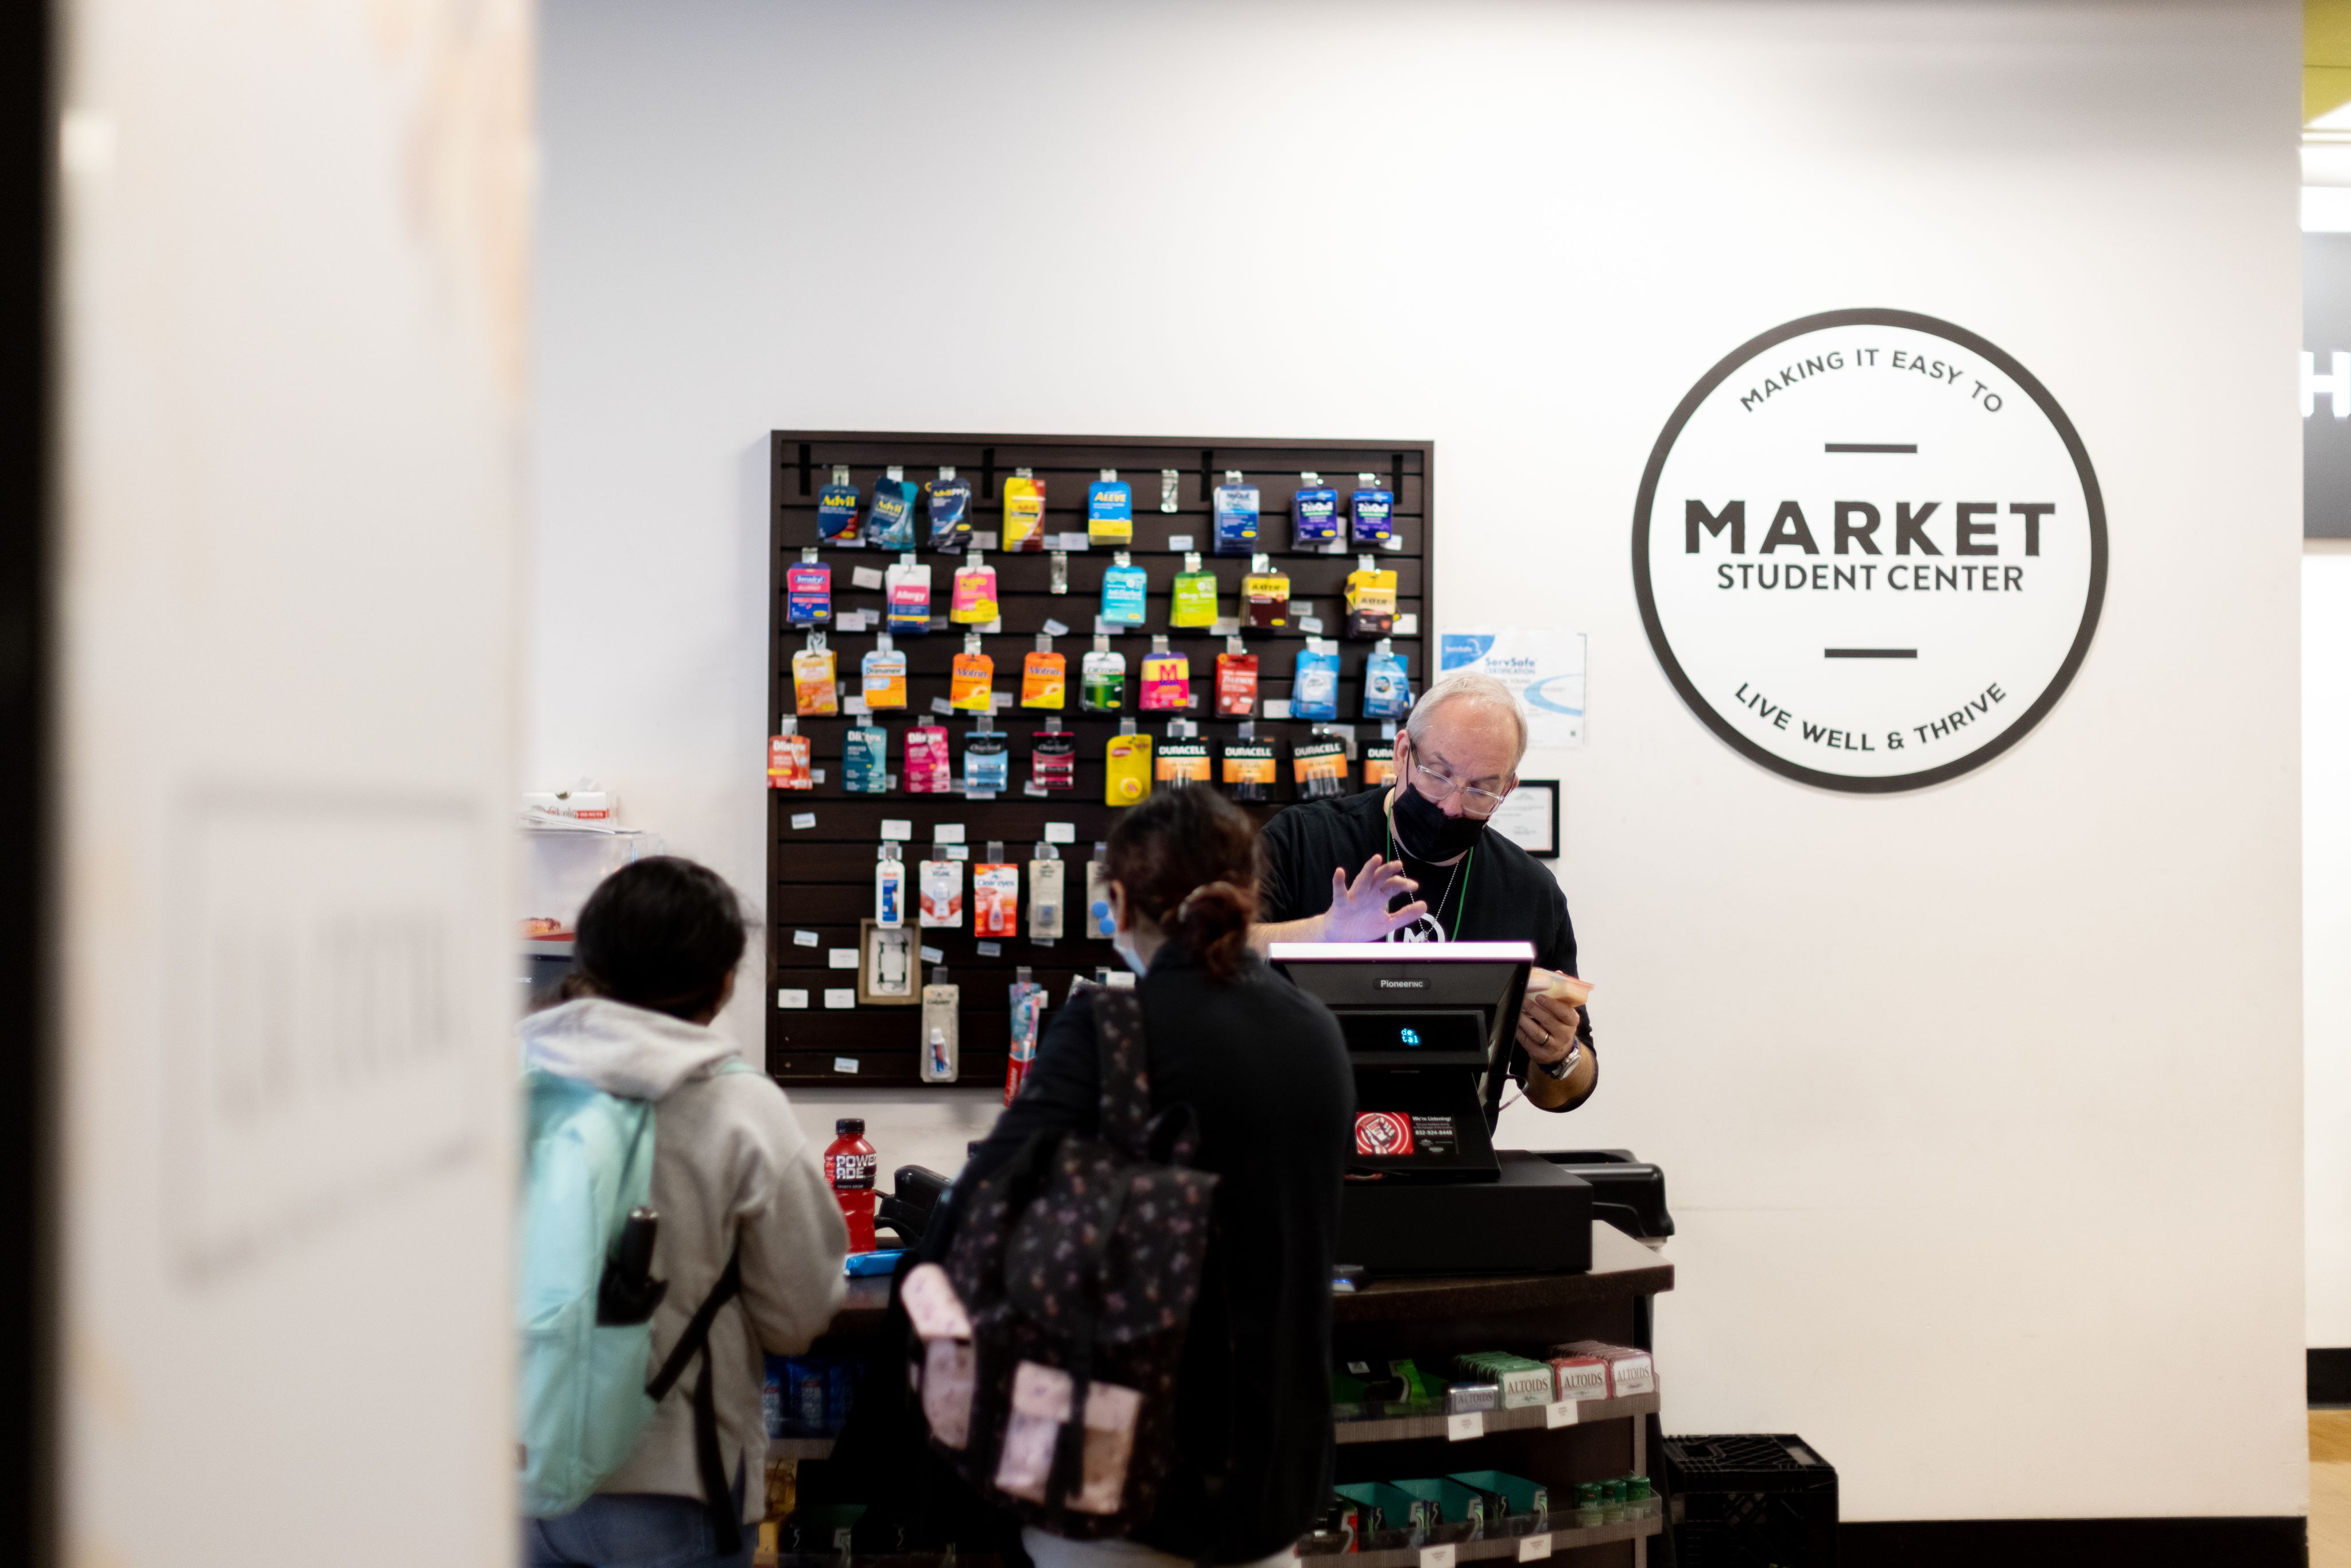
left=1257, top=785, right=1596, bottom=1090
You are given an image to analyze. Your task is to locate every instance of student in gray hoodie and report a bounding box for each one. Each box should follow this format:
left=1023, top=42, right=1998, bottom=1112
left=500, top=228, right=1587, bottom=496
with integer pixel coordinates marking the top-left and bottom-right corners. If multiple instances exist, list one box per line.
left=522, top=857, right=848, bottom=1568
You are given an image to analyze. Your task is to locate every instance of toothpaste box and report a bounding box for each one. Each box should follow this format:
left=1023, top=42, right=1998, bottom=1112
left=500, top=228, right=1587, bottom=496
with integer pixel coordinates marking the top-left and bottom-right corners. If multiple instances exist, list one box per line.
left=1549, top=1340, right=1655, bottom=1399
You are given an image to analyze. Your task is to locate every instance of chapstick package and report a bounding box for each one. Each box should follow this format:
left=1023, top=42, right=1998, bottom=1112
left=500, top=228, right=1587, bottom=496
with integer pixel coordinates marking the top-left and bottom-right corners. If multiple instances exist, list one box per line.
left=843, top=725, right=889, bottom=794
left=904, top=724, right=953, bottom=794
left=965, top=732, right=1010, bottom=794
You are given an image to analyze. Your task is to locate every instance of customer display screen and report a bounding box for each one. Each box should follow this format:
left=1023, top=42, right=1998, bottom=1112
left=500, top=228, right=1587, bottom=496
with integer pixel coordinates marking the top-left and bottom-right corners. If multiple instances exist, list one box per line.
left=1335, top=1009, right=1488, bottom=1063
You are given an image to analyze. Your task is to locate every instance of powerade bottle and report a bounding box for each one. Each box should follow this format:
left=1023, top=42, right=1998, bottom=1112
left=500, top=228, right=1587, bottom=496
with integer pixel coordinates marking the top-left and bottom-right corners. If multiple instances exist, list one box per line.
left=824, top=1117, right=878, bottom=1252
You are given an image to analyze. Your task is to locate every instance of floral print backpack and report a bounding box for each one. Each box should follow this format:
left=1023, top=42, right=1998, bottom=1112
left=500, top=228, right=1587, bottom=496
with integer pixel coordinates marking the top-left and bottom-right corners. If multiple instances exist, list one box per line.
left=910, top=988, right=1219, bottom=1539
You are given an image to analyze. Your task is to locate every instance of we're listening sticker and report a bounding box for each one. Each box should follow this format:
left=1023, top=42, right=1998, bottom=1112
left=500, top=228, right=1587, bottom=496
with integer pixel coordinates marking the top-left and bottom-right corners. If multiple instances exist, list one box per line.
left=1634, top=309, right=2106, bottom=792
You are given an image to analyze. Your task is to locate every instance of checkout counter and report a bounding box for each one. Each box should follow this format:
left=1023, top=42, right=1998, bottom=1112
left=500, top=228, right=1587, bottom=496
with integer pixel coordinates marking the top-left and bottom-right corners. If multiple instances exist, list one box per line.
left=785, top=944, right=1677, bottom=1567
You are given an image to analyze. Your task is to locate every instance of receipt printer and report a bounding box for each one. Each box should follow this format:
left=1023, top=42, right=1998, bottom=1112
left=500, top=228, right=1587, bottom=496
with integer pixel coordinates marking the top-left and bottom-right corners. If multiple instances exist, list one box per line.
left=1271, top=942, right=1592, bottom=1275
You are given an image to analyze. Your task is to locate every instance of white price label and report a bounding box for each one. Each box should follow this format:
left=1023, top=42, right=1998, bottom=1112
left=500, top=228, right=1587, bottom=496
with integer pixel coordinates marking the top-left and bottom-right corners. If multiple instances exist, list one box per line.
left=920, top=945, right=944, bottom=962
left=972, top=530, right=999, bottom=550
left=777, top=988, right=809, bottom=1009
left=1042, top=619, right=1070, bottom=637
left=1446, top=1412, right=1483, bottom=1442
left=823, top=988, right=856, bottom=1009
left=1297, top=616, right=1325, bottom=634
left=934, top=823, right=967, bottom=844
left=944, top=844, right=969, bottom=860
left=790, top=812, right=817, bottom=830
left=792, top=929, right=820, bottom=948
left=976, top=940, right=1002, bottom=956
left=1055, top=532, right=1091, bottom=552
left=843, top=696, right=870, bottom=715
left=1419, top=1547, right=1456, bottom=1568
left=879, top=818, right=914, bottom=840
left=1043, top=822, right=1076, bottom=844
left=1394, top=612, right=1420, bottom=635
left=827, top=949, right=858, bottom=969
left=1518, top=1535, right=1552, bottom=1562
left=930, top=697, right=955, bottom=716
left=1544, top=1400, right=1580, bottom=1429
left=1167, top=534, right=1195, bottom=552
left=850, top=565, right=885, bottom=589
left=832, top=1057, right=859, bottom=1073
left=810, top=769, right=827, bottom=783
left=1262, top=700, right=1293, bottom=720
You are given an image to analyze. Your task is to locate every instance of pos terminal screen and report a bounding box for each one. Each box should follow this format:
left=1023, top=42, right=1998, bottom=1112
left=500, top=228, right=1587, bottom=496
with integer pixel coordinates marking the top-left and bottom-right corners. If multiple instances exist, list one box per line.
left=1334, top=1008, right=1488, bottom=1065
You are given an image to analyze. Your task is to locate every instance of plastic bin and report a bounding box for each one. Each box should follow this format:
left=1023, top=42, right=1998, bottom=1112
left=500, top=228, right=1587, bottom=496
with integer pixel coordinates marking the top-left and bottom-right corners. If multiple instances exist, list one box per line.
left=1662, top=1433, right=1837, bottom=1567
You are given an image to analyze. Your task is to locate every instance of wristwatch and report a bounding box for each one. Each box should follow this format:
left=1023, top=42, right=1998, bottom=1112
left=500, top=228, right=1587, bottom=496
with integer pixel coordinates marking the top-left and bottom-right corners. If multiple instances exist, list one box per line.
left=1537, top=1042, right=1584, bottom=1081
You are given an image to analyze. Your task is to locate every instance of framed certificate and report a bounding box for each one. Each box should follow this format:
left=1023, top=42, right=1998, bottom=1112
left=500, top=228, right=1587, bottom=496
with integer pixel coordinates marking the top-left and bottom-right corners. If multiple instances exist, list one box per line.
left=1487, top=779, right=1559, bottom=859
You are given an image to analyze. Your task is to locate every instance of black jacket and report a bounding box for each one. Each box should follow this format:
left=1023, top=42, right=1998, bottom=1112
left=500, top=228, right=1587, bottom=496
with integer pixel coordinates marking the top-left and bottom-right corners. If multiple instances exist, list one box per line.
left=940, top=945, right=1354, bottom=1563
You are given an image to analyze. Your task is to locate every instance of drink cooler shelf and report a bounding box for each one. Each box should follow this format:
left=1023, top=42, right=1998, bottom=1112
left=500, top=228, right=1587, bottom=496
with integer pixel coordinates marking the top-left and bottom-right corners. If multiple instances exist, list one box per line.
left=1305, top=1511, right=1664, bottom=1565
left=1332, top=1389, right=1658, bottom=1445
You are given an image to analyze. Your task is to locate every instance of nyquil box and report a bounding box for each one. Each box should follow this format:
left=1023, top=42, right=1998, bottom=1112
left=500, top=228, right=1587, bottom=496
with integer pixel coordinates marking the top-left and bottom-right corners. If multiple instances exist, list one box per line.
left=1550, top=1340, right=1655, bottom=1399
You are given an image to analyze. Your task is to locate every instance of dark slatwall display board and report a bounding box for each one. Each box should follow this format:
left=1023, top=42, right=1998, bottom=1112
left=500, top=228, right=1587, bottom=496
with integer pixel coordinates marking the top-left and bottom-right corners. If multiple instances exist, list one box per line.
left=767, top=432, right=1435, bottom=1088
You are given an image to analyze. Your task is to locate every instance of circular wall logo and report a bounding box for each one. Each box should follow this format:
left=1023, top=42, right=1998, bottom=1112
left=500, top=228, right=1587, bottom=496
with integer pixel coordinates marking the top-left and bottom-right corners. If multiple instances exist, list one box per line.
left=1633, top=309, right=2106, bottom=792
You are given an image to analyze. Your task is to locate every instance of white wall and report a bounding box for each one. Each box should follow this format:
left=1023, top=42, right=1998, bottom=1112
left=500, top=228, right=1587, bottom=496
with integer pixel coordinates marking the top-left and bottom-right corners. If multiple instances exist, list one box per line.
left=59, top=2, right=530, bottom=1562
left=2311, top=543, right=2351, bottom=1350
left=534, top=0, right=2307, bottom=1521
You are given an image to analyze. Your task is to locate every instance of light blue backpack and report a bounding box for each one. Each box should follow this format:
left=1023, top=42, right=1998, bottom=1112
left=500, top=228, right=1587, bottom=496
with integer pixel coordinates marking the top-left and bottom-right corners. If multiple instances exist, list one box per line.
left=517, top=1063, right=754, bottom=1534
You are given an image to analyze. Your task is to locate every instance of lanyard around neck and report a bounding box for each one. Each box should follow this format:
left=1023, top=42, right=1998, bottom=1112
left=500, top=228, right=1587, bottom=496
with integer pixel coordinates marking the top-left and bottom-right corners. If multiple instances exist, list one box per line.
left=1386, top=815, right=1476, bottom=942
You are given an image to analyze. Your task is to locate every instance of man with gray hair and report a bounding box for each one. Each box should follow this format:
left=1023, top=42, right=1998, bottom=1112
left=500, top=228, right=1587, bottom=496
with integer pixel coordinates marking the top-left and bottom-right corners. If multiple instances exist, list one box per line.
left=1252, top=671, right=1596, bottom=1111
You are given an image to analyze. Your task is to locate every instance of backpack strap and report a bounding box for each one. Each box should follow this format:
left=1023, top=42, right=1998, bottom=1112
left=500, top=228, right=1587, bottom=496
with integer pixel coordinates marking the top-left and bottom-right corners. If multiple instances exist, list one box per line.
left=646, top=1244, right=746, bottom=1557
left=1089, top=987, right=1151, bottom=1159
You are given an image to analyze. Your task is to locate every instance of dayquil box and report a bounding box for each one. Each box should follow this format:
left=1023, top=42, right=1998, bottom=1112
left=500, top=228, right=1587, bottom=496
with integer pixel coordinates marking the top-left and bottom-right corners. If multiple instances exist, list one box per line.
left=1549, top=1340, right=1655, bottom=1399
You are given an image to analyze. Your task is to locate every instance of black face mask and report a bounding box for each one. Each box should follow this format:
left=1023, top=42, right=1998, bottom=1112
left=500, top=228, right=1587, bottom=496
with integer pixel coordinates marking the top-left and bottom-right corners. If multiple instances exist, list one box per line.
left=1392, top=763, right=1489, bottom=861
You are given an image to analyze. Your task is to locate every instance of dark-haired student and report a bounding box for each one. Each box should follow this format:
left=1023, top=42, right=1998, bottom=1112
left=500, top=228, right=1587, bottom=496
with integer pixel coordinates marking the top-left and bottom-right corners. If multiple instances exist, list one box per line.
left=935, top=787, right=1356, bottom=1568
left=521, top=856, right=848, bottom=1568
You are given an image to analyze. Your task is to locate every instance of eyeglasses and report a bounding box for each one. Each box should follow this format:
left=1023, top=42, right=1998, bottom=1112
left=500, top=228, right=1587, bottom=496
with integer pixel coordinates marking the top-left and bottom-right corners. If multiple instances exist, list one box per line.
left=1410, top=755, right=1514, bottom=818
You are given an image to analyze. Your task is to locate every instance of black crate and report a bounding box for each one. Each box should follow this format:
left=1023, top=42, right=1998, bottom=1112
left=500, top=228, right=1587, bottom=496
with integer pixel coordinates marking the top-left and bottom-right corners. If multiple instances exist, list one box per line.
left=1662, top=1434, right=1838, bottom=1568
